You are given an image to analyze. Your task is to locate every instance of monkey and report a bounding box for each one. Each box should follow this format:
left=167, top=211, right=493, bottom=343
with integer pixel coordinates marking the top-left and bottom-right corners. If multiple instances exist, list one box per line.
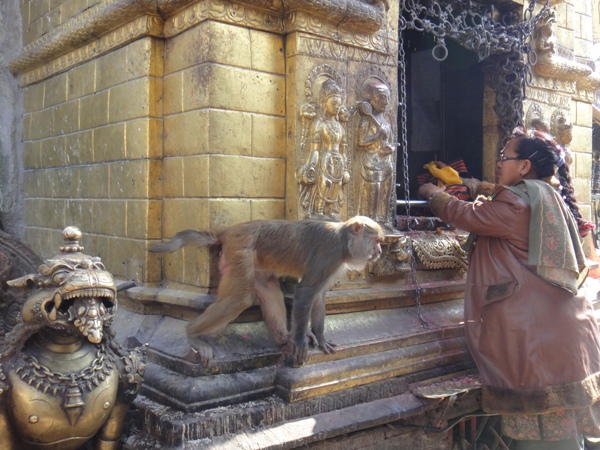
left=150, top=216, right=385, bottom=368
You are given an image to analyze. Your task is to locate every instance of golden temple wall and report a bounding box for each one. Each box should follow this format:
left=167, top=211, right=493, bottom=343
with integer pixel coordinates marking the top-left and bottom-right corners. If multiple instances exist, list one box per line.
left=11, top=0, right=600, bottom=289
left=21, top=36, right=164, bottom=283
left=13, top=0, right=395, bottom=292
left=161, top=20, right=286, bottom=289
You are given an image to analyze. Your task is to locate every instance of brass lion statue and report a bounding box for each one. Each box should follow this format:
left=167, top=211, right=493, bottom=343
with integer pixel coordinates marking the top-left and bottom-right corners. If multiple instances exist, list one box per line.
left=0, top=226, right=146, bottom=450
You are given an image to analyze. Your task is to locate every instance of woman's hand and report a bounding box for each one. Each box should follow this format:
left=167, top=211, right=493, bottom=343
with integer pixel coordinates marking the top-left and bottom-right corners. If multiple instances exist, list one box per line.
left=418, top=183, right=446, bottom=200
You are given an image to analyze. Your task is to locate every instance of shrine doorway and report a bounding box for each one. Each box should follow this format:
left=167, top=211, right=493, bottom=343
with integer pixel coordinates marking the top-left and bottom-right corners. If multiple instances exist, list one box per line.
left=399, top=29, right=485, bottom=202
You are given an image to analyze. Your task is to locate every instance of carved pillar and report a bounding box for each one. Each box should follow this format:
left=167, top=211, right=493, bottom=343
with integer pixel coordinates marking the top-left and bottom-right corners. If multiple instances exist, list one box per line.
left=284, top=2, right=399, bottom=229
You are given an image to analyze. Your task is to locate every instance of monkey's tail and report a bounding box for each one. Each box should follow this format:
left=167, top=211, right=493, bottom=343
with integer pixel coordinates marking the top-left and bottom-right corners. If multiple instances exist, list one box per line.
left=149, top=230, right=220, bottom=253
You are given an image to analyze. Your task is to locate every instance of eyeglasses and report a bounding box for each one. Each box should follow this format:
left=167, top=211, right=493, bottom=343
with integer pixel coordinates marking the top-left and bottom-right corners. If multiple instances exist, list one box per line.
left=497, top=154, right=523, bottom=163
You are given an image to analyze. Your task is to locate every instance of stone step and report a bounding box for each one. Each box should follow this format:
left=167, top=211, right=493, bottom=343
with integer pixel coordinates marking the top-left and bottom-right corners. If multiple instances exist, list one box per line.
left=123, top=369, right=481, bottom=449
left=112, top=298, right=470, bottom=412
left=120, top=276, right=466, bottom=323
left=174, top=392, right=432, bottom=449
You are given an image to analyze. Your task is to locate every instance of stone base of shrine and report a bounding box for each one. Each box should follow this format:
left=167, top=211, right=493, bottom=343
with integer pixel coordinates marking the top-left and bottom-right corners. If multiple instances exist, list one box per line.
left=113, top=276, right=481, bottom=448
left=122, top=377, right=481, bottom=449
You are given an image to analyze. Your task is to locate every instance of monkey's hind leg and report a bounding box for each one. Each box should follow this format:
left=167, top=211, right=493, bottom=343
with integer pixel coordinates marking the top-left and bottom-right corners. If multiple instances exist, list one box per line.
left=187, top=259, right=255, bottom=367
left=255, top=272, right=289, bottom=346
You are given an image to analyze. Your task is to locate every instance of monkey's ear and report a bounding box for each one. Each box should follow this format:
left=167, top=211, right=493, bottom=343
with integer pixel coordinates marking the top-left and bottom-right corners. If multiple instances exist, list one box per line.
left=350, top=221, right=365, bottom=235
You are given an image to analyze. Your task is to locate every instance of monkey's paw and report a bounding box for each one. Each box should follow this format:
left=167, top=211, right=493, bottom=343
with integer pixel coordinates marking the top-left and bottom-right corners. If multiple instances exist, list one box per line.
left=188, top=336, right=214, bottom=368
left=307, top=331, right=337, bottom=355
left=319, top=340, right=337, bottom=354
left=282, top=340, right=308, bottom=367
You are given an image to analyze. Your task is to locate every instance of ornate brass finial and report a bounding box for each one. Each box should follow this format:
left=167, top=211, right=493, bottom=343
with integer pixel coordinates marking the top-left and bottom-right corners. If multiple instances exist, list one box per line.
left=60, top=226, right=84, bottom=253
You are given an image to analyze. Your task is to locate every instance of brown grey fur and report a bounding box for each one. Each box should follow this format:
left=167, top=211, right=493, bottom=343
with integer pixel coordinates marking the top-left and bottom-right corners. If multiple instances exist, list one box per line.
left=150, top=216, right=384, bottom=367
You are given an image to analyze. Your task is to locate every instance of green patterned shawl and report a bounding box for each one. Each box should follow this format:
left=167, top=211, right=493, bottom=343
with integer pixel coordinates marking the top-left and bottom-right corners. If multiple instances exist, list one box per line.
left=506, top=179, right=588, bottom=295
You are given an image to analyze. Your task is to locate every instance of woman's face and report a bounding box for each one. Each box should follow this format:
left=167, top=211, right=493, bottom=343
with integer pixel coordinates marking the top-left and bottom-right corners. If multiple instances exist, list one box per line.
left=496, top=138, right=526, bottom=186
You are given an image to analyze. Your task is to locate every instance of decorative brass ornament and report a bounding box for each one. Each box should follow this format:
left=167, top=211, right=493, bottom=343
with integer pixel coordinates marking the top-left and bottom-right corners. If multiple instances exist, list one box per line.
left=525, top=104, right=574, bottom=166
left=529, top=10, right=593, bottom=82
left=526, top=8, right=600, bottom=101
left=525, top=103, right=548, bottom=132
left=297, top=65, right=350, bottom=221
left=550, top=109, right=574, bottom=165
left=412, top=235, right=469, bottom=274
left=0, top=226, right=147, bottom=450
left=350, top=73, right=396, bottom=232
left=369, top=235, right=413, bottom=276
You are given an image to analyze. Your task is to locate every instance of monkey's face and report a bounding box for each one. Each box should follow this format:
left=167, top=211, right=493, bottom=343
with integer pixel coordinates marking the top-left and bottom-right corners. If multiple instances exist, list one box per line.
left=366, top=236, right=383, bottom=262
left=346, top=217, right=385, bottom=263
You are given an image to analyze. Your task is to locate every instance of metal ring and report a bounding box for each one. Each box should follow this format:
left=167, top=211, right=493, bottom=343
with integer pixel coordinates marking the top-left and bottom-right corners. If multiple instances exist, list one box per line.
left=432, top=43, right=448, bottom=62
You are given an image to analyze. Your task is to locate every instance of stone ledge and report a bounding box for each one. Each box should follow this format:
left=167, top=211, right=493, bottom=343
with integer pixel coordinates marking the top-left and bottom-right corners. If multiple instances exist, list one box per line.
left=192, top=392, right=435, bottom=449
left=118, top=277, right=467, bottom=320
left=123, top=364, right=478, bottom=448
left=111, top=297, right=471, bottom=413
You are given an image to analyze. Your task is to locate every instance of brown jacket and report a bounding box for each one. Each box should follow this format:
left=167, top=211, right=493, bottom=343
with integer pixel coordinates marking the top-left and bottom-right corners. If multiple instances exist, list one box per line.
left=430, top=186, right=600, bottom=414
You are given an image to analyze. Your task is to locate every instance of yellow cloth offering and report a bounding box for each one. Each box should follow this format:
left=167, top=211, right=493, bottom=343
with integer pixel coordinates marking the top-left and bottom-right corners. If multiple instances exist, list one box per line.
left=423, top=162, right=463, bottom=186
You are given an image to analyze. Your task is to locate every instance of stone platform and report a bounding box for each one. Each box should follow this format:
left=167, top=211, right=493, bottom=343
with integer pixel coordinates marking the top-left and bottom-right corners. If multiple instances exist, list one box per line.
left=113, top=276, right=478, bottom=448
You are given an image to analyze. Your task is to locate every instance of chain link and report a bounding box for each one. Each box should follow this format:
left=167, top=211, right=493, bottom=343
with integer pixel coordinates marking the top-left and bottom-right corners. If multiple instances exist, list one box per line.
left=396, top=0, right=549, bottom=327
left=15, top=345, right=114, bottom=391
left=399, top=0, right=550, bottom=136
left=398, top=28, right=428, bottom=329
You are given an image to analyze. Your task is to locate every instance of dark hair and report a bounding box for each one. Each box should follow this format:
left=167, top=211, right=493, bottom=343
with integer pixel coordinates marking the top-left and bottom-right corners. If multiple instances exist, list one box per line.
left=510, top=127, right=584, bottom=227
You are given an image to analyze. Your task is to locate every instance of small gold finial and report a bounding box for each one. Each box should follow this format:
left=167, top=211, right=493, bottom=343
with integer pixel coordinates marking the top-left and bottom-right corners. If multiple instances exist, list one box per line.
left=60, top=226, right=84, bottom=253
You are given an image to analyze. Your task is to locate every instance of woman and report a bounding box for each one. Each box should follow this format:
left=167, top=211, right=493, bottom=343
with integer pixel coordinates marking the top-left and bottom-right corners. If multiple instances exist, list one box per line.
left=418, top=128, right=600, bottom=449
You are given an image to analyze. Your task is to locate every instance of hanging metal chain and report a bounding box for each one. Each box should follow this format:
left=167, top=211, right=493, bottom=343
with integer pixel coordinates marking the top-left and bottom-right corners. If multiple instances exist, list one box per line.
left=399, top=0, right=550, bottom=135
left=400, top=0, right=549, bottom=60
left=396, top=0, right=550, bottom=327
left=398, top=31, right=410, bottom=222
left=398, top=28, right=428, bottom=329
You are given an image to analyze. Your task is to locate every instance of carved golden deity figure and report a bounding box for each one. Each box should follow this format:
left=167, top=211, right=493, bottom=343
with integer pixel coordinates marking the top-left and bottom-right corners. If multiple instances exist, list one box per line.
left=531, top=10, right=592, bottom=81
left=356, top=80, right=395, bottom=229
left=530, top=117, right=551, bottom=134
left=0, top=226, right=146, bottom=450
left=298, top=78, right=350, bottom=220
left=552, top=111, right=574, bottom=166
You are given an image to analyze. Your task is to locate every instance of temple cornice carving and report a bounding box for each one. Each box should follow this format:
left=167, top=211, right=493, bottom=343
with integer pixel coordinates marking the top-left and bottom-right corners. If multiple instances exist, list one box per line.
left=10, top=0, right=388, bottom=76
left=529, top=8, right=600, bottom=102
left=10, top=0, right=159, bottom=74
left=281, top=0, right=388, bottom=33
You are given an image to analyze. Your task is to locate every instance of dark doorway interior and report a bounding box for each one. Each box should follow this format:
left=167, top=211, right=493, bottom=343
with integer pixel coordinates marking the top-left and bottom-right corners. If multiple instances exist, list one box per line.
left=398, top=30, right=484, bottom=202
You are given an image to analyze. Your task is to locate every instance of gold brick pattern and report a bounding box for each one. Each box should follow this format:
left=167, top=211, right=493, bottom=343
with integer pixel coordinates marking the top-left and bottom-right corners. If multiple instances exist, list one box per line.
left=573, top=178, right=592, bottom=203
left=126, top=119, right=163, bottom=160
left=574, top=152, right=593, bottom=180
left=158, top=20, right=286, bottom=288
left=22, top=0, right=99, bottom=46
left=22, top=36, right=163, bottom=285
left=162, top=198, right=211, bottom=287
